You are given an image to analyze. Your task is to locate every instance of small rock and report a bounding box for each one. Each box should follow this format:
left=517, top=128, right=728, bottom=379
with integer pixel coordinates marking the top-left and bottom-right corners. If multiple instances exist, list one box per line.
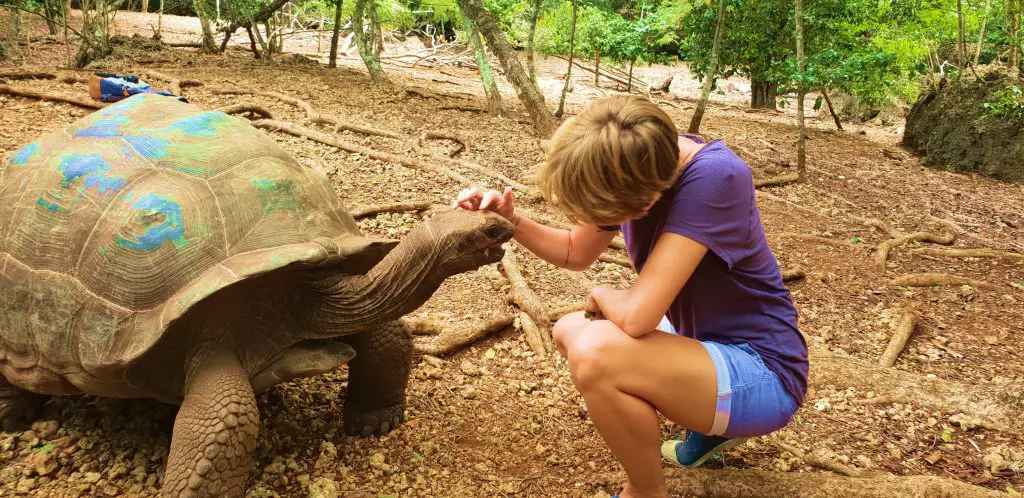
left=984, top=335, right=999, bottom=345
left=460, top=360, right=481, bottom=376
left=307, top=477, right=339, bottom=498
left=461, top=387, right=477, bottom=399
left=27, top=450, right=58, bottom=476
left=924, top=451, right=942, bottom=465
left=31, top=420, right=60, bottom=439
left=473, top=462, right=488, bottom=473
left=264, top=459, right=287, bottom=475
left=534, top=444, right=549, bottom=456
left=368, top=452, right=390, bottom=472
left=422, top=355, right=444, bottom=367
left=84, top=471, right=103, bottom=483
left=983, top=452, right=1007, bottom=473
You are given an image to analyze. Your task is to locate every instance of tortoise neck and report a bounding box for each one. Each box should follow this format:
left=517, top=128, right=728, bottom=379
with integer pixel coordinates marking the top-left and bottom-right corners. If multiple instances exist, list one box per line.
left=309, top=233, right=446, bottom=332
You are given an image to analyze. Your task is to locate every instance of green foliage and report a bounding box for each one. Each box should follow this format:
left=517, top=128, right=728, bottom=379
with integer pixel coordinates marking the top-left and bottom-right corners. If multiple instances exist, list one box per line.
left=983, top=85, right=1024, bottom=121
left=536, top=0, right=672, bottom=66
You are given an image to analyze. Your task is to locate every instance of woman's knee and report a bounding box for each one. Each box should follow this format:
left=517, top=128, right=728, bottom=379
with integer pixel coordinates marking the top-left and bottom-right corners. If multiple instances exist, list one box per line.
left=563, top=321, right=624, bottom=390
left=552, top=311, right=588, bottom=353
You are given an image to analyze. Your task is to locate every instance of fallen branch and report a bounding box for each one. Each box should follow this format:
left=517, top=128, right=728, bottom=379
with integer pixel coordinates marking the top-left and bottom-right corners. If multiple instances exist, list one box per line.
left=754, top=171, right=802, bottom=188
left=215, top=103, right=275, bottom=119
left=420, top=131, right=467, bottom=157
left=890, top=273, right=997, bottom=290
left=252, top=119, right=475, bottom=186
left=781, top=269, right=806, bottom=282
left=350, top=201, right=436, bottom=219
left=874, top=231, right=955, bottom=267
left=666, top=467, right=1003, bottom=497
left=0, top=84, right=104, bottom=109
left=878, top=310, right=918, bottom=367
left=407, top=316, right=514, bottom=355
left=773, top=440, right=862, bottom=477
left=911, top=247, right=1024, bottom=261
left=501, top=246, right=554, bottom=356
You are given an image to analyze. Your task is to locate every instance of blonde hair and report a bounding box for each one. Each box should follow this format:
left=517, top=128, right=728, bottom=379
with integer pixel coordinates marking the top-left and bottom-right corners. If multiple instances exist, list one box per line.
left=537, top=95, right=681, bottom=226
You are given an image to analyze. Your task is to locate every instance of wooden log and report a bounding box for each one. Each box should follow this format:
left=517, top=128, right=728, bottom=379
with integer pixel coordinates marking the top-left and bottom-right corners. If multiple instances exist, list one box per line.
left=878, top=309, right=918, bottom=367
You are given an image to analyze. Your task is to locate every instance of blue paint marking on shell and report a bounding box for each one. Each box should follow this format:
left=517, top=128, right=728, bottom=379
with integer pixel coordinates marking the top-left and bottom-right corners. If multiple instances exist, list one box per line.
left=57, top=153, right=127, bottom=196
left=36, top=192, right=69, bottom=214
left=74, top=113, right=130, bottom=138
left=116, top=192, right=187, bottom=251
left=167, top=112, right=225, bottom=137
left=11, top=143, right=41, bottom=165
left=122, top=134, right=170, bottom=160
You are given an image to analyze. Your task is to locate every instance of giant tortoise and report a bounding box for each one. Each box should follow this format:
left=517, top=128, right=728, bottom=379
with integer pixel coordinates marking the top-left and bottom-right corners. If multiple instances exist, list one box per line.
left=0, top=93, right=513, bottom=496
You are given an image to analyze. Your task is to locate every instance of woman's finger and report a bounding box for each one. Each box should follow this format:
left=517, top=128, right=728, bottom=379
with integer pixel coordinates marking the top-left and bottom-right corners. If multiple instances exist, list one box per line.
left=479, top=190, right=502, bottom=210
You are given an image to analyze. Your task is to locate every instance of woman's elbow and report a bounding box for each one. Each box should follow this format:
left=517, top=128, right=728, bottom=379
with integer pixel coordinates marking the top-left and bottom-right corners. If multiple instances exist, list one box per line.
left=563, top=256, right=596, bottom=271
left=621, top=315, right=659, bottom=338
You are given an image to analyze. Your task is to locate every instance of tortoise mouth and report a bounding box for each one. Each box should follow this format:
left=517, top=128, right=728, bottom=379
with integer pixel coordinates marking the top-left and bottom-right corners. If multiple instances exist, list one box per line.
left=479, top=242, right=507, bottom=264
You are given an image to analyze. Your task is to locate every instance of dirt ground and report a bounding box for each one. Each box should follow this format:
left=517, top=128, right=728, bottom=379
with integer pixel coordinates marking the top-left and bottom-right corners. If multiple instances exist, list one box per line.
left=1, top=10, right=1022, bottom=498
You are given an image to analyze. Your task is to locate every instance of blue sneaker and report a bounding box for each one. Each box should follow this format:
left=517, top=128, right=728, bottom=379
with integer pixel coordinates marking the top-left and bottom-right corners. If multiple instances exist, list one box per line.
left=660, top=430, right=747, bottom=468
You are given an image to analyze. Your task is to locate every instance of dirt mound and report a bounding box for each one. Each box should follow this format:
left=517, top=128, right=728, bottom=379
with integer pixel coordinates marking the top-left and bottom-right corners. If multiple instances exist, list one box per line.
left=903, top=68, right=1024, bottom=183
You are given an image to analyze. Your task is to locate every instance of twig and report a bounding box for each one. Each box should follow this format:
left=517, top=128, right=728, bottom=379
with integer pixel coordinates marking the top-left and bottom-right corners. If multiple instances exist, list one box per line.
left=0, top=84, right=104, bottom=109
left=501, top=246, right=553, bottom=356
left=350, top=201, right=436, bottom=219
left=890, top=273, right=997, bottom=290
left=879, top=309, right=919, bottom=367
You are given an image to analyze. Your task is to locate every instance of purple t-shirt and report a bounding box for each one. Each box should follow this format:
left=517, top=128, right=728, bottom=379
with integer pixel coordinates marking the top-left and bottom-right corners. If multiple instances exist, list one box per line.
left=620, top=138, right=808, bottom=405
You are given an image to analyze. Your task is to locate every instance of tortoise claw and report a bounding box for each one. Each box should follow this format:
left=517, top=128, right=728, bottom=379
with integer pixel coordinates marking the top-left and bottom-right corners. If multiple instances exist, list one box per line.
left=344, top=403, right=406, bottom=437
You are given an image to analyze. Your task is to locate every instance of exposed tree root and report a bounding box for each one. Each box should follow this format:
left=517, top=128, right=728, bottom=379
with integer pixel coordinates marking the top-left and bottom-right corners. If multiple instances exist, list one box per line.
left=0, top=72, right=56, bottom=82
left=754, top=171, right=802, bottom=188
left=0, top=84, right=104, bottom=109
left=755, top=191, right=830, bottom=219
left=439, top=104, right=488, bottom=113
left=252, top=119, right=475, bottom=187
left=811, top=343, right=1024, bottom=434
left=420, top=131, right=467, bottom=157
left=501, top=246, right=554, bottom=356
left=666, top=467, right=1003, bottom=497
left=406, top=316, right=514, bottom=355
left=597, top=254, right=633, bottom=268
left=350, top=201, right=437, bottom=219
left=143, top=70, right=187, bottom=96
left=781, top=269, right=806, bottom=282
left=215, top=88, right=404, bottom=139
left=858, top=217, right=903, bottom=239
left=548, top=304, right=584, bottom=321
left=59, top=75, right=90, bottom=85
left=215, top=103, right=275, bottom=119
left=517, top=311, right=548, bottom=358
left=443, top=155, right=534, bottom=194
left=890, top=273, right=998, bottom=290
left=911, top=247, right=1024, bottom=261
left=773, top=440, right=862, bottom=477
left=874, top=231, right=955, bottom=267
left=878, top=309, right=919, bottom=367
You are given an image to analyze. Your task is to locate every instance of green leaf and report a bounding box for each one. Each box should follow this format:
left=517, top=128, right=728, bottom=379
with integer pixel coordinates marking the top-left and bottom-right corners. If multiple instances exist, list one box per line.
left=411, top=453, right=425, bottom=462
left=813, top=96, right=824, bottom=111
left=850, top=236, right=863, bottom=244
left=940, top=428, right=954, bottom=443
left=1007, top=486, right=1021, bottom=497
left=33, top=443, right=54, bottom=453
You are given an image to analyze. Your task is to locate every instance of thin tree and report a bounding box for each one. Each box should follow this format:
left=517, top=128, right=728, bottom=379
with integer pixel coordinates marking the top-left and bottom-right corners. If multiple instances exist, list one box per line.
left=193, top=0, right=217, bottom=53
left=465, top=16, right=503, bottom=115
left=527, top=0, right=542, bottom=81
left=353, top=0, right=390, bottom=85
left=956, top=0, right=967, bottom=68
left=975, top=0, right=992, bottom=67
left=328, top=0, right=343, bottom=68
left=555, top=0, right=578, bottom=118
left=157, top=0, right=164, bottom=40
left=456, top=0, right=557, bottom=137
left=688, top=0, right=726, bottom=134
left=795, top=0, right=806, bottom=179
left=1011, top=0, right=1021, bottom=71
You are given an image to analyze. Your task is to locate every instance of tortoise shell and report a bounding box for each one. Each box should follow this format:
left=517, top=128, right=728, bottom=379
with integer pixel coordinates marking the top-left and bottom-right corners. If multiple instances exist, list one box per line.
left=0, top=93, right=393, bottom=396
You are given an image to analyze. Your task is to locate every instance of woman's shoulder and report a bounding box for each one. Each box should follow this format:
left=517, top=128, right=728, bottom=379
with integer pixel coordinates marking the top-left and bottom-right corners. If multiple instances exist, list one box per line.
left=681, top=140, right=753, bottom=188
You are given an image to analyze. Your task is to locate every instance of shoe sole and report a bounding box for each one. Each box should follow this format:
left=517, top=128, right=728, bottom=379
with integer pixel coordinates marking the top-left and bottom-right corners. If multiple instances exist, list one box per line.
left=660, top=437, right=748, bottom=468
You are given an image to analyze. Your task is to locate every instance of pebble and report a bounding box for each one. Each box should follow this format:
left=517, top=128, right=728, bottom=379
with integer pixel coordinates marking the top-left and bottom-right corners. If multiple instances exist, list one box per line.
left=27, top=450, right=58, bottom=476
left=368, top=452, right=391, bottom=472
left=84, top=472, right=102, bottom=483
left=460, top=360, right=481, bottom=376
left=315, top=441, right=337, bottom=469
left=16, top=477, right=37, bottom=492
left=307, top=477, right=339, bottom=498
left=31, top=420, right=60, bottom=440
left=461, top=387, right=477, bottom=399
left=983, top=452, right=1006, bottom=473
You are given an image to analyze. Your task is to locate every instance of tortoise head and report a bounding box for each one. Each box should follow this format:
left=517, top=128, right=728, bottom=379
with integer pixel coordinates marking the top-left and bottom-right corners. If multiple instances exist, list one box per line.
left=415, top=208, right=515, bottom=276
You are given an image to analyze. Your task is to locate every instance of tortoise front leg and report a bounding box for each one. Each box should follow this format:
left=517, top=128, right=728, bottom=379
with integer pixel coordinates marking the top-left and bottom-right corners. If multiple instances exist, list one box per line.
left=0, top=374, right=46, bottom=431
left=162, top=351, right=259, bottom=498
left=343, top=320, right=412, bottom=437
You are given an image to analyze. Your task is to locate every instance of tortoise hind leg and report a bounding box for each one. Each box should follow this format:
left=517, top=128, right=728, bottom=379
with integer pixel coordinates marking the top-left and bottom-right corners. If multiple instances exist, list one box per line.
left=162, top=351, right=259, bottom=498
left=343, top=321, right=412, bottom=437
left=0, top=374, right=46, bottom=431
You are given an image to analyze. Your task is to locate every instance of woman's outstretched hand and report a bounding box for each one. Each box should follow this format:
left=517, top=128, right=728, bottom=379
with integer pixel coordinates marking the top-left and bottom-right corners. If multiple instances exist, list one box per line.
left=452, top=186, right=517, bottom=223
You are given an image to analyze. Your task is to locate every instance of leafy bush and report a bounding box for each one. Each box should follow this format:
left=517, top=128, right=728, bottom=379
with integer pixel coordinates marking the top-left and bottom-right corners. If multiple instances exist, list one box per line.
left=983, top=85, right=1024, bottom=121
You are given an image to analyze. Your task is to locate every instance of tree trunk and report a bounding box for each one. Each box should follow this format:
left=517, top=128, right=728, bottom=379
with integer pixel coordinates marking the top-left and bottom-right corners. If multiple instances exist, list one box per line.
left=527, top=0, right=541, bottom=81
left=795, top=0, right=806, bottom=179
left=688, top=0, right=726, bottom=134
left=956, top=0, right=967, bottom=68
left=353, top=0, right=390, bottom=85
left=456, top=0, right=557, bottom=137
left=193, top=0, right=217, bottom=53
left=594, top=47, right=600, bottom=86
left=1011, top=0, right=1021, bottom=72
left=821, top=89, right=843, bottom=131
left=975, top=0, right=991, bottom=66
left=628, top=59, right=634, bottom=88
left=157, top=0, right=164, bottom=40
left=750, top=77, right=777, bottom=109
left=246, top=26, right=261, bottom=58
left=141, top=0, right=148, bottom=13
left=465, top=16, right=503, bottom=115
left=328, top=0, right=343, bottom=68
left=555, top=0, right=578, bottom=118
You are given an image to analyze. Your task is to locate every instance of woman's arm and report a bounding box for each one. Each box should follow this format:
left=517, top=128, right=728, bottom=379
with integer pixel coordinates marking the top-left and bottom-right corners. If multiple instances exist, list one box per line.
left=454, top=187, right=616, bottom=270
left=587, top=231, right=707, bottom=337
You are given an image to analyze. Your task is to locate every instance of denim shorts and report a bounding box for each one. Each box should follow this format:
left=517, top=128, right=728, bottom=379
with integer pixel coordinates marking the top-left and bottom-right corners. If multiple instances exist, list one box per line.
left=700, top=341, right=798, bottom=438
